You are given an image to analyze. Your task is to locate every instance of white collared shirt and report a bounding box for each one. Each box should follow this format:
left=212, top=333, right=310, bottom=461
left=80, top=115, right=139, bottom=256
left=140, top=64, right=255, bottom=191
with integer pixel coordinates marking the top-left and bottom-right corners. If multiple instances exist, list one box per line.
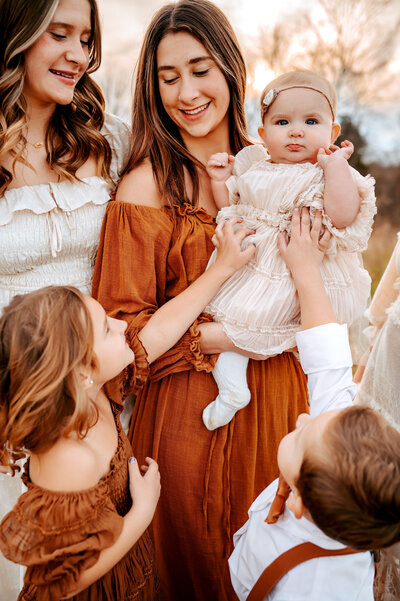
left=229, top=323, right=375, bottom=601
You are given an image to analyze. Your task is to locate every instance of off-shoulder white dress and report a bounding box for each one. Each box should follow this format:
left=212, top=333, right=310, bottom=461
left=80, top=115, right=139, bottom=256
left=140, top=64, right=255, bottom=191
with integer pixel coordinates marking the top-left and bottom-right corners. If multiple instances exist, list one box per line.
left=0, top=113, right=130, bottom=600
left=206, top=145, right=376, bottom=355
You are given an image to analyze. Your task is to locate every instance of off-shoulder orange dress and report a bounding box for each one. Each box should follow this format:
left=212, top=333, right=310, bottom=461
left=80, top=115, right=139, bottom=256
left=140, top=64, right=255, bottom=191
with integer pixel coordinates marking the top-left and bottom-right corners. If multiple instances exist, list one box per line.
left=0, top=338, right=158, bottom=601
left=92, top=201, right=308, bottom=601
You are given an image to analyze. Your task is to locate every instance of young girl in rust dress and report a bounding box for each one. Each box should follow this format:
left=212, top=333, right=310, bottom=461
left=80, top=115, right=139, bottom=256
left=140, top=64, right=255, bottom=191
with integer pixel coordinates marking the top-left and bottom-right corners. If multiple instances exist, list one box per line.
left=0, top=219, right=252, bottom=600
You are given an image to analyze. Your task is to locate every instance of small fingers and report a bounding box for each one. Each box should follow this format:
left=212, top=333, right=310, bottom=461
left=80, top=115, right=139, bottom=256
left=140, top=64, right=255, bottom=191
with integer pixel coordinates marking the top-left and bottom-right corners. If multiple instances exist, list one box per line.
left=277, top=231, right=288, bottom=255
left=234, top=227, right=256, bottom=243
left=310, top=209, right=323, bottom=243
left=319, top=228, right=332, bottom=251
left=300, top=206, right=310, bottom=230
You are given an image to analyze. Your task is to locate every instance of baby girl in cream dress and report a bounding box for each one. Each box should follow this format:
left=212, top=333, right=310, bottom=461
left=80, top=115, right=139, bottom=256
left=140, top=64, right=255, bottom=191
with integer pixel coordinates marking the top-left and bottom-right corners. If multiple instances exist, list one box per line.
left=202, top=70, right=376, bottom=430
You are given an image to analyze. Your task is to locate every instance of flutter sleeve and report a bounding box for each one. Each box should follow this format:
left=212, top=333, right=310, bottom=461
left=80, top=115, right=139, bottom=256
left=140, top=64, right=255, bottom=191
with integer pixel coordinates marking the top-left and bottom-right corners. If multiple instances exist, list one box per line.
left=102, top=113, right=131, bottom=185
left=0, top=483, right=123, bottom=601
left=322, top=168, right=376, bottom=254
left=92, top=202, right=217, bottom=402
left=225, top=144, right=269, bottom=204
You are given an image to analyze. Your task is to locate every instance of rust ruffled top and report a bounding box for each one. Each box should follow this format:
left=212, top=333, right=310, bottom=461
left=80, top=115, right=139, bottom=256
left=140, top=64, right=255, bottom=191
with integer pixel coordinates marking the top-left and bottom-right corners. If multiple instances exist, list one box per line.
left=92, top=201, right=309, bottom=601
left=0, top=337, right=157, bottom=601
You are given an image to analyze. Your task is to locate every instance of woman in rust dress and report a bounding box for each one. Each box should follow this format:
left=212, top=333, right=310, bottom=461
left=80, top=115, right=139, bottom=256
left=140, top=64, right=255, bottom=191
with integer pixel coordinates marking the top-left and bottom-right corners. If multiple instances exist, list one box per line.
left=92, top=1, right=309, bottom=599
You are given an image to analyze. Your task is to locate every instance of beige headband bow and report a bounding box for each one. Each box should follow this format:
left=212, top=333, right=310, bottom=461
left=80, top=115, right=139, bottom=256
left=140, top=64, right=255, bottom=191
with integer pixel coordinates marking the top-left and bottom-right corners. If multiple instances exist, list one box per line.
left=262, top=85, right=336, bottom=121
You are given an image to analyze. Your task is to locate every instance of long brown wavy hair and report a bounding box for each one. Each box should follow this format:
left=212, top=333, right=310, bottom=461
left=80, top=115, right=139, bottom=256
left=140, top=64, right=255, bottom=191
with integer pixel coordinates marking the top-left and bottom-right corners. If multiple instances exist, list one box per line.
left=122, top=0, right=251, bottom=208
left=0, top=0, right=112, bottom=197
left=0, top=286, right=98, bottom=470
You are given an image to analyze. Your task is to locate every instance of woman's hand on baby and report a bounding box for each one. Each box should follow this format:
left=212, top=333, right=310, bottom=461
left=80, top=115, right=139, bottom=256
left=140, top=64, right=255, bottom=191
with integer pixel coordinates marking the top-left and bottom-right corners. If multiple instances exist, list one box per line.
left=278, top=208, right=331, bottom=277
left=206, top=152, right=235, bottom=182
left=212, top=217, right=256, bottom=276
left=317, top=139, right=354, bottom=169
left=128, top=457, right=161, bottom=526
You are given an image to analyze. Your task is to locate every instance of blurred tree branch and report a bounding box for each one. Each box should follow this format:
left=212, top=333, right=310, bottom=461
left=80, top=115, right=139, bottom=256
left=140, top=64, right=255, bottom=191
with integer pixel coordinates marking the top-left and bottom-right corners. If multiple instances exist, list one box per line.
left=251, top=0, right=400, bottom=106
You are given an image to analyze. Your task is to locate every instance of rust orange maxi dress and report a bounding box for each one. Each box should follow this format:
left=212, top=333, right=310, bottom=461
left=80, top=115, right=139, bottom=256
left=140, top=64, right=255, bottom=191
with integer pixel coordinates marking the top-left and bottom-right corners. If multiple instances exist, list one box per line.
left=92, top=201, right=309, bottom=601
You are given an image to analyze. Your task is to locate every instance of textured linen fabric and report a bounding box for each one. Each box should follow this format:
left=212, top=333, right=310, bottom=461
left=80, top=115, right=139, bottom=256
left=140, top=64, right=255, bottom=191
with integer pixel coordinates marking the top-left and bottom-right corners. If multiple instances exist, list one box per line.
left=92, top=200, right=309, bottom=601
left=0, top=113, right=130, bottom=600
left=205, top=144, right=376, bottom=355
left=0, top=339, right=157, bottom=601
left=357, top=234, right=400, bottom=432
left=229, top=323, right=375, bottom=601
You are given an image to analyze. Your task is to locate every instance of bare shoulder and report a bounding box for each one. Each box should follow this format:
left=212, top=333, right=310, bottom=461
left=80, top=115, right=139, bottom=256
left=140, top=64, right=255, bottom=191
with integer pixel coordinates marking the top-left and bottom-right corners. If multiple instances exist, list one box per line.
left=116, top=160, right=164, bottom=209
left=31, top=440, right=102, bottom=492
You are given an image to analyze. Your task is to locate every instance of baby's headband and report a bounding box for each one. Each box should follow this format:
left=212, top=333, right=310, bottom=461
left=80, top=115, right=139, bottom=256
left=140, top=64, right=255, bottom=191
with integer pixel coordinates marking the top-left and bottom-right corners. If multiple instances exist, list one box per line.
left=261, top=85, right=336, bottom=121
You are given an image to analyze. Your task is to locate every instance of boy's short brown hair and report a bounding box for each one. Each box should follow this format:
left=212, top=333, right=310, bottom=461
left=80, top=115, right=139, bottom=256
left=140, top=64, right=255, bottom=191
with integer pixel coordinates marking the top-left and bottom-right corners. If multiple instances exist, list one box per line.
left=297, top=405, right=400, bottom=550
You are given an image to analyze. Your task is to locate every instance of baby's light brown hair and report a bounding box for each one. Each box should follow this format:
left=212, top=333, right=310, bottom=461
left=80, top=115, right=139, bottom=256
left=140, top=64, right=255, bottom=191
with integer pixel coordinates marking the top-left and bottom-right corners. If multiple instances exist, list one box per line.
left=260, top=70, right=338, bottom=122
left=297, top=405, right=400, bottom=550
left=0, top=286, right=98, bottom=471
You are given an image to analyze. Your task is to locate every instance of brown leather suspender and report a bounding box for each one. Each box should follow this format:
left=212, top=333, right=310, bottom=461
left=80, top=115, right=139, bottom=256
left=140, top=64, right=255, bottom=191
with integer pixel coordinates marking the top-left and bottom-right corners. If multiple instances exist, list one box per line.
left=247, top=542, right=359, bottom=601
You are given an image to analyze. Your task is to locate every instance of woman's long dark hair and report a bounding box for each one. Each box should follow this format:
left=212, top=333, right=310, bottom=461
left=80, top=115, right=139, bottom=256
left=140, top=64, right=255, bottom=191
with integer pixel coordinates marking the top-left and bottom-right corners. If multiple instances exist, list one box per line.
left=122, top=0, right=251, bottom=208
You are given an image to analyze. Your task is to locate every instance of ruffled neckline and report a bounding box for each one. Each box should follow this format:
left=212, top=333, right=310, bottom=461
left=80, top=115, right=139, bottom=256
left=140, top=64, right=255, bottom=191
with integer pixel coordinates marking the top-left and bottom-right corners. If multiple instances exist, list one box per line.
left=111, top=198, right=216, bottom=225
left=0, top=176, right=111, bottom=226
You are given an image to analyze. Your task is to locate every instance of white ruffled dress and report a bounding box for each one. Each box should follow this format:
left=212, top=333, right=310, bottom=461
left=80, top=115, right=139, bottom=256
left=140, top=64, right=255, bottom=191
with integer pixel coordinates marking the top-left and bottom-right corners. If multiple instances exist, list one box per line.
left=357, top=234, right=400, bottom=432
left=0, top=113, right=130, bottom=601
left=0, top=113, right=130, bottom=311
left=206, top=145, right=376, bottom=355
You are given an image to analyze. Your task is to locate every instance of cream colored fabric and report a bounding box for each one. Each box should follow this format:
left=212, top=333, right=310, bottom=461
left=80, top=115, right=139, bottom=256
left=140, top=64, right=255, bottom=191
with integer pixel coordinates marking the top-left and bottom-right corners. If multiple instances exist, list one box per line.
left=357, top=235, right=400, bottom=431
left=0, top=113, right=130, bottom=600
left=206, top=145, right=376, bottom=355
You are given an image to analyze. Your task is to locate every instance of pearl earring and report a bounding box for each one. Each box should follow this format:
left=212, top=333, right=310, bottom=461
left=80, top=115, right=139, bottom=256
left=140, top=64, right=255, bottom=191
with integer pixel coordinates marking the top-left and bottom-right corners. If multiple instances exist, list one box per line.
left=89, top=379, right=94, bottom=385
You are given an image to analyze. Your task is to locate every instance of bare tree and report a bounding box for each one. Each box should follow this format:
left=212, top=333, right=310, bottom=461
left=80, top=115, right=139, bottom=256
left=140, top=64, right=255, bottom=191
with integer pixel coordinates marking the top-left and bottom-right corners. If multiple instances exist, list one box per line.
left=251, top=0, right=400, bottom=107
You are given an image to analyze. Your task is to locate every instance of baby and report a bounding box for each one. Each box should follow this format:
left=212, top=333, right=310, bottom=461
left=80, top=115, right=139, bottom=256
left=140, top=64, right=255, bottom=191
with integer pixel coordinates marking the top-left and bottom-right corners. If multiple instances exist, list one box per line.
left=203, top=69, right=376, bottom=430
left=229, top=208, right=400, bottom=601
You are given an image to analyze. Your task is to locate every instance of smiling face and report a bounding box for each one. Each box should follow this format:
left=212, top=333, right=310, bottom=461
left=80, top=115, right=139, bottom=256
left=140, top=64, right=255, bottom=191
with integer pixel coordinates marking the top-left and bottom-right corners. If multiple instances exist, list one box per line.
left=84, top=296, right=134, bottom=387
left=259, top=88, right=340, bottom=165
left=156, top=31, right=231, bottom=144
left=277, top=410, right=340, bottom=512
left=23, top=0, right=92, bottom=109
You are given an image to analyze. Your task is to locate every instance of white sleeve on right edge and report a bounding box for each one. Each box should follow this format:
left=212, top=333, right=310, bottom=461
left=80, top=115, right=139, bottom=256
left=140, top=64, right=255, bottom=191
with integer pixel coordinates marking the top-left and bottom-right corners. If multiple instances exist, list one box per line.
left=296, top=323, right=356, bottom=417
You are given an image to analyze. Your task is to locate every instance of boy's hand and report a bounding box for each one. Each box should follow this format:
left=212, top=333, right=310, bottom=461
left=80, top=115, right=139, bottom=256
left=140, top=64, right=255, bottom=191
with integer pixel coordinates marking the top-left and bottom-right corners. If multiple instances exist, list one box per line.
left=278, top=208, right=331, bottom=277
left=206, top=152, right=235, bottom=182
left=317, top=139, right=354, bottom=169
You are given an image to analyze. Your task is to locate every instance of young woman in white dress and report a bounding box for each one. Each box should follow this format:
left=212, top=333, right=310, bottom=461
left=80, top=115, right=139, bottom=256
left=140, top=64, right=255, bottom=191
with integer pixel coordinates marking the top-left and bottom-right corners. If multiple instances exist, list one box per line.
left=0, top=0, right=129, bottom=596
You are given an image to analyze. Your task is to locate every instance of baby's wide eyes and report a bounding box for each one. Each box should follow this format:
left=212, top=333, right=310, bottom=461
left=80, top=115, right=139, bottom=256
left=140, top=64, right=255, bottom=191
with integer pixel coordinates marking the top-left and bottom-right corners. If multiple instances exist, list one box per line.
left=305, top=118, right=317, bottom=125
left=276, top=119, right=288, bottom=126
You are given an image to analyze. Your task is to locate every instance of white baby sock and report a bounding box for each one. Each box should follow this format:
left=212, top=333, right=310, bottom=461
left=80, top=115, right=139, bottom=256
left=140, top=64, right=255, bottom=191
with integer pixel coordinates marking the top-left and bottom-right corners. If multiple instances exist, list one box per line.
left=202, top=351, right=250, bottom=430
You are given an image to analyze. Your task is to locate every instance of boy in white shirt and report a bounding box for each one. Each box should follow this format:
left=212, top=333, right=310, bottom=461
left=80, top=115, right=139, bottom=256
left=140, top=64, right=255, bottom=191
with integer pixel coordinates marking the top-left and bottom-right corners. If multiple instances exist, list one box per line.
left=229, top=208, right=400, bottom=601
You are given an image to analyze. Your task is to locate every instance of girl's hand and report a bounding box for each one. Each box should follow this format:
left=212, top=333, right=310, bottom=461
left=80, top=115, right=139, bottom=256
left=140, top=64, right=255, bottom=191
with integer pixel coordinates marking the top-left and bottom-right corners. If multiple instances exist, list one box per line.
left=212, top=217, right=256, bottom=277
left=317, top=139, right=354, bottom=168
left=206, top=152, right=235, bottom=182
left=278, top=208, right=331, bottom=277
left=128, top=457, right=160, bottom=526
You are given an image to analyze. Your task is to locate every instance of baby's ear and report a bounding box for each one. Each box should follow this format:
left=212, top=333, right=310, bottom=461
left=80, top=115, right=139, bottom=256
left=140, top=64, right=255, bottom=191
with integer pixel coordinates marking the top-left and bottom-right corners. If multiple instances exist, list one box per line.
left=331, top=122, right=341, bottom=144
left=287, top=489, right=307, bottom=519
left=258, top=126, right=265, bottom=140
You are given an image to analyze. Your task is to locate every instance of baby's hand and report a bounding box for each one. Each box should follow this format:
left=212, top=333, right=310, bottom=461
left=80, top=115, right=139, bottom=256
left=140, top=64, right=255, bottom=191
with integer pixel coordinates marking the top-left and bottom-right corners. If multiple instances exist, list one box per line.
left=128, top=457, right=161, bottom=525
left=317, top=140, right=354, bottom=169
left=206, top=152, right=235, bottom=182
